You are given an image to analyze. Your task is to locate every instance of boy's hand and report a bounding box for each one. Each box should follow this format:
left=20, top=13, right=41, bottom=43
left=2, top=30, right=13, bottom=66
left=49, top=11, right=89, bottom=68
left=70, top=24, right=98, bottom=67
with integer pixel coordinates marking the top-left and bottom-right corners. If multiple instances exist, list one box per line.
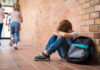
left=53, top=31, right=58, bottom=36
left=58, top=31, right=65, bottom=37
left=53, top=31, right=62, bottom=38
left=58, top=31, right=73, bottom=38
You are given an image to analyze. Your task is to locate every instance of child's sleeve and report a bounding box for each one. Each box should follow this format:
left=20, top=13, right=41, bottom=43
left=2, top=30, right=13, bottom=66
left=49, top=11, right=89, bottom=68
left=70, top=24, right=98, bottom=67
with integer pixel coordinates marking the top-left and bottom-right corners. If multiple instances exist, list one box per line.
left=70, top=31, right=78, bottom=38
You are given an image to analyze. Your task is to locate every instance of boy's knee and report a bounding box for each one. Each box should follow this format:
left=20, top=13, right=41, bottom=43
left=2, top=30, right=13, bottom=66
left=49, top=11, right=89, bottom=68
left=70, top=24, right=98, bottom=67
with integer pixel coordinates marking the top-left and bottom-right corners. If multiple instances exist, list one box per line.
left=58, top=37, right=66, bottom=40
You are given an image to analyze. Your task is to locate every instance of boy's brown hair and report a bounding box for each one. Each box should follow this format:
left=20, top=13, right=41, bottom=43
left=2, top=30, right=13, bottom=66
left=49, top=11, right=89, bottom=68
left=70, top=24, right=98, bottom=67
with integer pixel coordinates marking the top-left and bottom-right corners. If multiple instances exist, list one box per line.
left=57, top=19, right=72, bottom=32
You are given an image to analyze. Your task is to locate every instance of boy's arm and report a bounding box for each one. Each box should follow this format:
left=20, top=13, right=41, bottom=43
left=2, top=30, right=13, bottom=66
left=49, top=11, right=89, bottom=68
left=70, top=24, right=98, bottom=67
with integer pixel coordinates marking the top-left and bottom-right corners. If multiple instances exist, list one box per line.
left=58, top=31, right=78, bottom=38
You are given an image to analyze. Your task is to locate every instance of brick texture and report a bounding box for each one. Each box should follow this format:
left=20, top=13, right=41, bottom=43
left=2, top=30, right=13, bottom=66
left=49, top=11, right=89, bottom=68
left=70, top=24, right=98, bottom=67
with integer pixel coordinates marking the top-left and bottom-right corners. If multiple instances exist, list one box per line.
left=86, top=7, right=94, bottom=14
left=95, top=18, right=100, bottom=24
left=79, top=0, right=86, bottom=4
left=90, top=0, right=100, bottom=6
left=81, top=14, right=90, bottom=20
left=94, top=33, right=100, bottom=39
left=86, top=19, right=94, bottom=25
left=95, top=5, right=100, bottom=11
left=96, top=46, right=100, bottom=53
left=90, top=12, right=100, bottom=19
left=89, top=25, right=100, bottom=32
left=81, top=26, right=89, bottom=32
left=82, top=2, right=90, bottom=9
left=93, top=39, right=100, bottom=45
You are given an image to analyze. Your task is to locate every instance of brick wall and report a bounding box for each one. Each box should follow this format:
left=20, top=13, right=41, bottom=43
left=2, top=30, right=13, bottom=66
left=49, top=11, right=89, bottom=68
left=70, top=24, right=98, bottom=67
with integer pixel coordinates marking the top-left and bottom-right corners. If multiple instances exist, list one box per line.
left=19, top=0, right=100, bottom=64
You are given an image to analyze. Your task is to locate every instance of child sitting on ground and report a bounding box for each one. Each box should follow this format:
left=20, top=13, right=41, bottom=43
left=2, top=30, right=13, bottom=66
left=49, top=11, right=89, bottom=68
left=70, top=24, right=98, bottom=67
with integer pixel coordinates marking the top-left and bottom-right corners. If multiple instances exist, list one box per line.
left=34, top=19, right=78, bottom=61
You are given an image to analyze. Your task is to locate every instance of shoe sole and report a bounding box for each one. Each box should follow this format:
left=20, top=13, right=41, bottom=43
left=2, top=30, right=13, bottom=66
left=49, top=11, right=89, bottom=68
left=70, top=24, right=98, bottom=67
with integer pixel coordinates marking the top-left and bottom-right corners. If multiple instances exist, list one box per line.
left=34, top=58, right=50, bottom=61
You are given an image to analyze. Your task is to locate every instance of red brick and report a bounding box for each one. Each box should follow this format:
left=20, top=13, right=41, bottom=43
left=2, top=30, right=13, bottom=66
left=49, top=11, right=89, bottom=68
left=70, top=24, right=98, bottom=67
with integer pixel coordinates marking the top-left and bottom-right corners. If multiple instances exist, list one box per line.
left=82, top=2, right=90, bottom=9
left=81, top=26, right=89, bottom=32
left=96, top=46, right=100, bottom=53
left=81, top=14, right=90, bottom=20
left=93, top=39, right=100, bottom=45
left=86, top=0, right=91, bottom=1
left=89, top=25, right=100, bottom=32
left=80, top=21, right=86, bottom=25
left=90, top=0, right=100, bottom=6
left=94, top=33, right=100, bottom=39
left=79, top=9, right=85, bottom=15
left=95, top=18, right=100, bottom=24
left=95, top=5, right=100, bottom=11
left=79, top=0, right=86, bottom=4
left=86, top=19, right=94, bottom=25
left=90, top=12, right=100, bottom=19
left=86, top=7, right=94, bottom=13
left=79, top=33, right=94, bottom=38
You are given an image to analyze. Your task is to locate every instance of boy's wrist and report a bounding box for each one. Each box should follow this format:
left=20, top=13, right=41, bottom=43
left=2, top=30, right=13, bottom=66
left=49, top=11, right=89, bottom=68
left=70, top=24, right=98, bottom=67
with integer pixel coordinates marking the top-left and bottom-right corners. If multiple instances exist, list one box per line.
left=58, top=31, right=65, bottom=37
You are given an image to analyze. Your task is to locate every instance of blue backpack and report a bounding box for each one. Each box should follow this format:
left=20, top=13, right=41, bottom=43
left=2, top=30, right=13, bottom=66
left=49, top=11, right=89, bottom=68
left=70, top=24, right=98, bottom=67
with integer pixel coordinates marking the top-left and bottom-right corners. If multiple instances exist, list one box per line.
left=67, top=36, right=94, bottom=64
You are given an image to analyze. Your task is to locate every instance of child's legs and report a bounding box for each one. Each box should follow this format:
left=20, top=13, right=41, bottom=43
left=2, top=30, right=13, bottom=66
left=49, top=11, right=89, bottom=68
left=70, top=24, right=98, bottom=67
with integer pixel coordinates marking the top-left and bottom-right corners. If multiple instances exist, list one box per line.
left=57, top=48, right=64, bottom=58
left=60, top=43, right=70, bottom=59
left=0, top=24, right=3, bottom=38
left=45, top=35, right=57, bottom=50
left=14, top=28, right=19, bottom=44
left=57, top=40, right=70, bottom=59
left=10, top=23, right=15, bottom=39
left=13, top=22, right=20, bottom=44
left=46, top=38, right=68, bottom=55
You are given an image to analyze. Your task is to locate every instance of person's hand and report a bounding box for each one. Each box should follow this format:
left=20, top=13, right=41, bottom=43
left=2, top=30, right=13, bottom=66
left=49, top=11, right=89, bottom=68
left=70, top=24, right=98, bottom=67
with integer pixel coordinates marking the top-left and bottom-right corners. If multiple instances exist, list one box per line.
left=6, top=23, right=8, bottom=26
left=57, top=34, right=62, bottom=38
left=53, top=31, right=58, bottom=36
left=58, top=31, right=65, bottom=37
left=53, top=31, right=62, bottom=38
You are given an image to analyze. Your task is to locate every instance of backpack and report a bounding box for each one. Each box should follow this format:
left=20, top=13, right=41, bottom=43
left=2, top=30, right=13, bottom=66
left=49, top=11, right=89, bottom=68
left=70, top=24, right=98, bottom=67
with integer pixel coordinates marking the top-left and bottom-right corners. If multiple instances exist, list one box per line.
left=67, top=36, right=94, bottom=64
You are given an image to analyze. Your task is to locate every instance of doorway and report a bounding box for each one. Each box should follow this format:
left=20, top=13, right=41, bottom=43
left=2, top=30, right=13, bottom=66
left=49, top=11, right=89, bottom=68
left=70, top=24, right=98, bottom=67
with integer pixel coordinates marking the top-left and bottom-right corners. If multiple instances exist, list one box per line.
left=1, top=6, right=13, bottom=38
left=0, top=0, right=17, bottom=38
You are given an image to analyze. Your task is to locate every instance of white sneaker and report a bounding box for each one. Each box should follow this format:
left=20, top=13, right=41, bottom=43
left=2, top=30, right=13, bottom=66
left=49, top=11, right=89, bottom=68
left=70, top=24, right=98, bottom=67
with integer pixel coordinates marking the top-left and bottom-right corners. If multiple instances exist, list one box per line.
left=13, top=44, right=18, bottom=50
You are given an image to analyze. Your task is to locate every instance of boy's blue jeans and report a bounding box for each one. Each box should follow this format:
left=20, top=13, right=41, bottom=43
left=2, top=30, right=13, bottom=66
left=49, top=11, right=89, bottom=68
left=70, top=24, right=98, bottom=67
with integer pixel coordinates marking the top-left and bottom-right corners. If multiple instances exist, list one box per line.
left=45, top=35, right=71, bottom=59
left=10, top=21, right=20, bottom=44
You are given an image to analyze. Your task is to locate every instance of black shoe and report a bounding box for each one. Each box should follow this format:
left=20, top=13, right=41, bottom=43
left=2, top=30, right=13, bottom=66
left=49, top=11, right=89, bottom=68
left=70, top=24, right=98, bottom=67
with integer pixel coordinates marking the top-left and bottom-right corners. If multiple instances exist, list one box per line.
left=14, top=47, right=18, bottom=50
left=33, top=52, right=50, bottom=61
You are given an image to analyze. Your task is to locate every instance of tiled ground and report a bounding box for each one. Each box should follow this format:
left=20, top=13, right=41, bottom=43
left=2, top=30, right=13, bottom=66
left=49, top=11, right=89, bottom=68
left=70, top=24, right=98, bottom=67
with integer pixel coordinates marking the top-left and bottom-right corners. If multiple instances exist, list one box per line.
left=0, top=40, right=100, bottom=70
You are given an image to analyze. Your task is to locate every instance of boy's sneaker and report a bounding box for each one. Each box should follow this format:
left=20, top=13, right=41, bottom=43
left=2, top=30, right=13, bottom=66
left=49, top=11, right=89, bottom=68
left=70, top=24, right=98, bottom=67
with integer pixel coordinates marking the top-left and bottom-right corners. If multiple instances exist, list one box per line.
left=33, top=52, right=50, bottom=61
left=13, top=44, right=18, bottom=50
left=9, top=39, right=14, bottom=46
